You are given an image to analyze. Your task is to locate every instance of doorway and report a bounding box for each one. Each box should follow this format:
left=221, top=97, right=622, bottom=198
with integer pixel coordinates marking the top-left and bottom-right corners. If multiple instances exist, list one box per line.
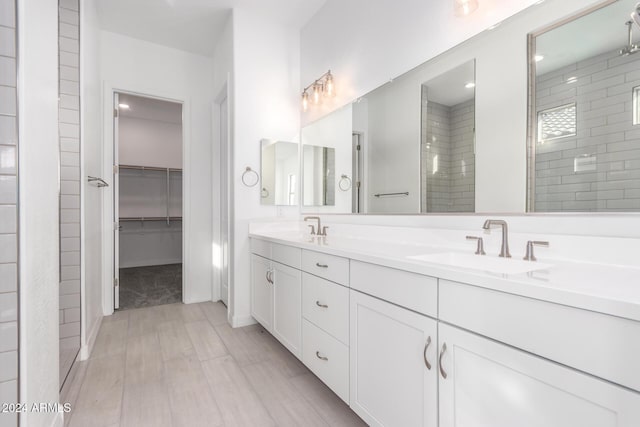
left=113, top=93, right=184, bottom=310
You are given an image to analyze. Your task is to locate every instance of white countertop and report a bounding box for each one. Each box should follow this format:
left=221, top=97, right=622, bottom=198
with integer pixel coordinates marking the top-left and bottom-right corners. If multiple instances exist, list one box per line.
left=249, top=229, right=640, bottom=322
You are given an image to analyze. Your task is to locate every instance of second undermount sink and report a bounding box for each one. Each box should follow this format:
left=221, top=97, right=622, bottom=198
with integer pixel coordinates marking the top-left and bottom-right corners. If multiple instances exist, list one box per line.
left=408, top=252, right=553, bottom=275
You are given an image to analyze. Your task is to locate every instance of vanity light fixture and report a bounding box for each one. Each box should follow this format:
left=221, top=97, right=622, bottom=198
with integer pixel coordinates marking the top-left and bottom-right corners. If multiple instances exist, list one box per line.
left=454, top=0, right=479, bottom=17
left=465, top=82, right=476, bottom=89
left=301, top=70, right=335, bottom=112
left=118, top=103, right=130, bottom=109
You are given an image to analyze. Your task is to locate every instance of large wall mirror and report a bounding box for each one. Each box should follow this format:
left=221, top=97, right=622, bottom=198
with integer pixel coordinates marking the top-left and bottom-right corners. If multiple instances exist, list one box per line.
left=301, top=0, right=631, bottom=215
left=529, top=0, right=640, bottom=212
left=260, top=139, right=299, bottom=206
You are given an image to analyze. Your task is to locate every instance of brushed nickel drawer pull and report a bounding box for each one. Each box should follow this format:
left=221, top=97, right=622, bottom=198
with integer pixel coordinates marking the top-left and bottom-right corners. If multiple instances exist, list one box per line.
left=316, top=351, right=328, bottom=361
left=315, top=262, right=328, bottom=268
left=316, top=301, right=329, bottom=308
left=439, top=343, right=448, bottom=379
left=423, top=336, right=432, bottom=370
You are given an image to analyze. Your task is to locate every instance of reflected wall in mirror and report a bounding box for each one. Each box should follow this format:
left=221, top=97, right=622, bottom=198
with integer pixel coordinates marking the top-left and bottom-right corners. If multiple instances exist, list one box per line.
left=303, top=145, right=336, bottom=206
left=301, top=104, right=352, bottom=209
left=260, top=139, right=298, bottom=206
left=530, top=0, right=640, bottom=212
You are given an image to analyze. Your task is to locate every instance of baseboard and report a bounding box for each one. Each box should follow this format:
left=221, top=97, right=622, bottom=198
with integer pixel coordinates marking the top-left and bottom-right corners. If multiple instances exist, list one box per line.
left=231, top=314, right=256, bottom=328
left=79, top=315, right=103, bottom=361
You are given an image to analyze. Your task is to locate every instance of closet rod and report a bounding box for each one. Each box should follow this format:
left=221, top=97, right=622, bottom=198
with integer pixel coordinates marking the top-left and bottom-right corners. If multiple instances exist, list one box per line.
left=119, top=216, right=183, bottom=222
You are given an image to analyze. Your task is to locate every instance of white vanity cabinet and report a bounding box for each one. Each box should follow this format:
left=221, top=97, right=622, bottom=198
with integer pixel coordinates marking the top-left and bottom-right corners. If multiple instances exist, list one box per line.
left=250, top=240, right=303, bottom=358
left=349, top=289, right=438, bottom=427
left=438, top=322, right=640, bottom=427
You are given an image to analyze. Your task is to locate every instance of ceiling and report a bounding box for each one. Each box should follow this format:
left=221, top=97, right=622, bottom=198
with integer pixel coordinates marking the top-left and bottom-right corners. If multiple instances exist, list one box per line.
left=423, top=60, right=476, bottom=106
left=96, top=0, right=327, bottom=57
left=536, top=0, right=640, bottom=75
left=118, top=93, right=183, bottom=124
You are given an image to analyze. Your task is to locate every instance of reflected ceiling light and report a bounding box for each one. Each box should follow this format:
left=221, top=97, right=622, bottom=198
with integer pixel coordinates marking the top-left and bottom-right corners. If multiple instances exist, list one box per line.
left=566, top=76, right=577, bottom=84
left=465, top=82, right=476, bottom=89
left=118, top=103, right=130, bottom=109
left=454, top=0, right=479, bottom=17
left=534, top=54, right=545, bottom=62
left=301, top=70, right=335, bottom=112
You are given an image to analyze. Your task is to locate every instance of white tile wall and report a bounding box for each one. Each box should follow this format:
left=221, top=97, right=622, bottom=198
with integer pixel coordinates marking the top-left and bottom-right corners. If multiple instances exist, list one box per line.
left=58, top=0, right=81, bottom=388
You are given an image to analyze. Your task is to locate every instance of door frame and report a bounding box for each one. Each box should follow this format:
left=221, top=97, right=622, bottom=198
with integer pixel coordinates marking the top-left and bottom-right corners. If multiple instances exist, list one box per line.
left=212, top=76, right=233, bottom=319
left=101, top=82, right=190, bottom=315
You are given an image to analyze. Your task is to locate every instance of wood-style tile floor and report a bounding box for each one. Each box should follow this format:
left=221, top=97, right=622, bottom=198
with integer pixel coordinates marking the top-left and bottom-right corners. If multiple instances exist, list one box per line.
left=63, top=302, right=367, bottom=427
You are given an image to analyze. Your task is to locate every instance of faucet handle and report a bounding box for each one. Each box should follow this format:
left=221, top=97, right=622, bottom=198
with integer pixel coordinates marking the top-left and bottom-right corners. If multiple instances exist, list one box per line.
left=307, top=224, right=316, bottom=235
left=466, top=236, right=486, bottom=255
left=320, top=226, right=329, bottom=236
left=523, top=240, right=549, bottom=261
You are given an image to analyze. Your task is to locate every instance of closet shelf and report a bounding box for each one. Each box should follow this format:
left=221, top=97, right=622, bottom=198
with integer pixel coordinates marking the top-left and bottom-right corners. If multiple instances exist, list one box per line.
left=119, top=164, right=182, bottom=172
left=119, top=216, right=182, bottom=222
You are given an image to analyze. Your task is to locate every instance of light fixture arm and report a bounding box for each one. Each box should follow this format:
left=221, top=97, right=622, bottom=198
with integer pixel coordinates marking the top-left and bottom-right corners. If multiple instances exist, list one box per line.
left=302, top=70, right=333, bottom=93
left=301, top=70, right=335, bottom=111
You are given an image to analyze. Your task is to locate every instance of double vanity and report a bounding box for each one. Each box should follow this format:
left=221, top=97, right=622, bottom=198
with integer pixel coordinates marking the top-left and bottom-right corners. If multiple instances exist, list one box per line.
left=249, top=219, right=640, bottom=427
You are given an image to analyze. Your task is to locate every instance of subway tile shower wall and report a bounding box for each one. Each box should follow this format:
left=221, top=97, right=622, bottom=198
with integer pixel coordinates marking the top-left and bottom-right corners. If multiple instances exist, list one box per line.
left=58, top=0, right=81, bottom=385
left=535, top=48, right=640, bottom=212
left=0, top=0, right=18, bottom=425
left=421, top=92, right=476, bottom=213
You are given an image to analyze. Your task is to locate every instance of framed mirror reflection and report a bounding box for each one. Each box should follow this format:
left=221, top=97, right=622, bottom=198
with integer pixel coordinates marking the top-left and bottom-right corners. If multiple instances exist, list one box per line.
left=529, top=0, right=640, bottom=212
left=260, top=139, right=299, bottom=206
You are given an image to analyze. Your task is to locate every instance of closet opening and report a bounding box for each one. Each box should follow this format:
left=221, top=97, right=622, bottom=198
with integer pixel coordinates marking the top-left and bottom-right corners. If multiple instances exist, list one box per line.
left=113, top=93, right=184, bottom=310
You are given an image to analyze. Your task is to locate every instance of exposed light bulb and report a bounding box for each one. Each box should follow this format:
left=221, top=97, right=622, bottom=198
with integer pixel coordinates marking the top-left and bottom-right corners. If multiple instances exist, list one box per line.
left=118, top=103, right=130, bottom=109
left=313, top=83, right=322, bottom=104
left=455, top=0, right=479, bottom=17
left=302, top=91, right=309, bottom=112
left=325, top=71, right=335, bottom=97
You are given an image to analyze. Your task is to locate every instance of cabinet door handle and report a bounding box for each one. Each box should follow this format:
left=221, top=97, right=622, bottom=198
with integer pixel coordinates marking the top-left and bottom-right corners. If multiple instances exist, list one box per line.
left=266, top=270, right=273, bottom=284
left=315, top=262, right=328, bottom=268
left=316, top=351, right=328, bottom=361
left=265, top=270, right=270, bottom=284
left=423, top=336, right=432, bottom=370
left=439, top=343, right=448, bottom=379
left=316, top=301, right=328, bottom=308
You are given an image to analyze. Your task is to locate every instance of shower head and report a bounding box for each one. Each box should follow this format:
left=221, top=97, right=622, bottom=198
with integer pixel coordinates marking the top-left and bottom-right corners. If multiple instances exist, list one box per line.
left=632, top=3, right=640, bottom=28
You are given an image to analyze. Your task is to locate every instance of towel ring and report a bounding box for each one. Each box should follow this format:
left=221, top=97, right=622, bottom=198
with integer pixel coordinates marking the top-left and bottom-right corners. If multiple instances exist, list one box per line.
left=339, top=174, right=352, bottom=191
left=261, top=187, right=270, bottom=198
left=242, top=167, right=260, bottom=187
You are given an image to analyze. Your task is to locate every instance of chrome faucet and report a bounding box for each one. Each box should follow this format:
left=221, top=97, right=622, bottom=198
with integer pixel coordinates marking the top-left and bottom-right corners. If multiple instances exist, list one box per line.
left=482, top=219, right=511, bottom=258
left=304, top=216, right=329, bottom=236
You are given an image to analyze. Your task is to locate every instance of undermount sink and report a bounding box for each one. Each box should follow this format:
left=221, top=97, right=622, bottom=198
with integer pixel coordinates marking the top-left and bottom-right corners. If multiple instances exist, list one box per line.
left=408, top=252, right=553, bottom=275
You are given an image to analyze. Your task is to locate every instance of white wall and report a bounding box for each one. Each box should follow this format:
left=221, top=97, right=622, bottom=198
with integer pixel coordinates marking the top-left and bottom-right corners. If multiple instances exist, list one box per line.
left=300, top=0, right=605, bottom=213
left=100, top=31, right=214, bottom=305
left=230, top=8, right=301, bottom=326
left=79, top=0, right=104, bottom=360
left=301, top=104, right=352, bottom=213
left=17, top=0, right=61, bottom=425
left=118, top=116, right=182, bottom=169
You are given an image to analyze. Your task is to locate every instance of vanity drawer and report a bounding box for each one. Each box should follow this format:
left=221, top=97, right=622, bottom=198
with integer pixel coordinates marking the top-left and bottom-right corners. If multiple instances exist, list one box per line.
left=301, top=249, right=349, bottom=285
left=302, top=319, right=350, bottom=403
left=250, top=239, right=301, bottom=269
left=302, top=273, right=349, bottom=345
left=350, top=260, right=438, bottom=318
left=440, top=280, right=640, bottom=392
